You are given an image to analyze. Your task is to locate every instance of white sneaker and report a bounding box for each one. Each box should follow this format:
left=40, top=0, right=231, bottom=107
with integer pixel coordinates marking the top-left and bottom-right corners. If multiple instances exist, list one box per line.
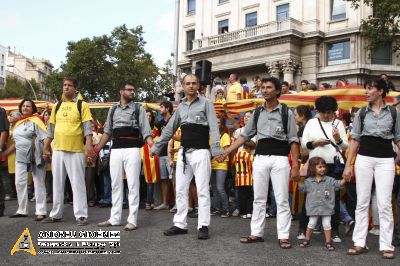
left=232, top=209, right=239, bottom=217
left=169, top=205, right=177, bottom=213
left=369, top=228, right=380, bottom=236
left=4, top=194, right=11, bottom=201
left=265, top=213, right=271, bottom=218
left=332, top=235, right=342, bottom=243
left=241, top=215, right=247, bottom=219
left=30, top=196, right=36, bottom=202
left=154, top=204, right=168, bottom=210
left=246, top=214, right=252, bottom=219
left=297, top=233, right=306, bottom=240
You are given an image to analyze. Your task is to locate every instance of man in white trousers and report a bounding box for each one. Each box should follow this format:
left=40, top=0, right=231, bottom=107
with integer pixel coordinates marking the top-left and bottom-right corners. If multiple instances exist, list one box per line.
left=217, top=77, right=300, bottom=248
left=96, top=81, right=153, bottom=231
left=42, top=77, right=95, bottom=226
left=151, top=74, right=223, bottom=240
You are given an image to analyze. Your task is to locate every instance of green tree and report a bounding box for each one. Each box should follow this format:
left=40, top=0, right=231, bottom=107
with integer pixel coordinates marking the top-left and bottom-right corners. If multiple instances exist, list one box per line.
left=155, top=59, right=174, bottom=100
left=0, top=77, right=40, bottom=99
left=348, top=0, right=400, bottom=52
left=46, top=24, right=160, bottom=102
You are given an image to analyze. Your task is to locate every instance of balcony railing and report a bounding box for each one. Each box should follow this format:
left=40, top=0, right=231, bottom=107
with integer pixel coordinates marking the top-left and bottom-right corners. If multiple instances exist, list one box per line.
left=192, top=18, right=312, bottom=51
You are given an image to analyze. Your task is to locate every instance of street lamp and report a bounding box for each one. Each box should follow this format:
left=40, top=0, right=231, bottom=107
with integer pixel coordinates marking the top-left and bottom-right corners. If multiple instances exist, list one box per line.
left=6, top=64, right=38, bottom=100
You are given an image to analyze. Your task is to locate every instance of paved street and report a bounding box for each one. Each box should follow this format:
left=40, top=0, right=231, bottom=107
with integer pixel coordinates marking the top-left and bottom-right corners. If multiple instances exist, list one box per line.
left=0, top=200, right=398, bottom=265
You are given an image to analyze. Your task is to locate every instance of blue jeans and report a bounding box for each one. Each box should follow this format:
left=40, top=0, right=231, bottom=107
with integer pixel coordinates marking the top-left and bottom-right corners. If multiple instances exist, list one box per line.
left=268, top=189, right=277, bottom=216
left=102, top=170, right=111, bottom=204
left=339, top=200, right=353, bottom=224
left=211, top=170, right=229, bottom=211
left=146, top=183, right=154, bottom=204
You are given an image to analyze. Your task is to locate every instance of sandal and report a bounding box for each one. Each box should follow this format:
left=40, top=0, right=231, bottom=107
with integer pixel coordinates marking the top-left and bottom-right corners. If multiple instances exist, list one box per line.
left=299, top=240, right=310, bottom=248
left=240, top=236, right=264, bottom=244
left=325, top=242, right=335, bottom=251
left=382, top=250, right=395, bottom=259
left=35, top=215, right=46, bottom=221
left=347, top=246, right=368, bottom=255
left=278, top=239, right=292, bottom=249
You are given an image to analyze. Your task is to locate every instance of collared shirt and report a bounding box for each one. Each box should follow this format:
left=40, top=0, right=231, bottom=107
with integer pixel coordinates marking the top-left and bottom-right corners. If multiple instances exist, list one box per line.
left=351, top=102, right=400, bottom=143
left=240, top=103, right=299, bottom=144
left=227, top=82, right=243, bottom=102
left=151, top=96, right=223, bottom=157
left=13, top=120, right=46, bottom=164
left=300, top=176, right=341, bottom=216
left=103, top=101, right=152, bottom=141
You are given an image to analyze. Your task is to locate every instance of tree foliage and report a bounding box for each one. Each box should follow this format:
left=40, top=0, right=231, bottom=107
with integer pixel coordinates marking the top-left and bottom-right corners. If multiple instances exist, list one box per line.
left=0, top=77, right=40, bottom=99
left=348, top=0, right=400, bottom=52
left=46, top=24, right=165, bottom=102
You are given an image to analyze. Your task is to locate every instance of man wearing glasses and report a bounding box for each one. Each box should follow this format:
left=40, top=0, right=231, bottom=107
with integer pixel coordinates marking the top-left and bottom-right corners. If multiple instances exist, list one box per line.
left=151, top=74, right=223, bottom=240
left=96, top=81, right=154, bottom=231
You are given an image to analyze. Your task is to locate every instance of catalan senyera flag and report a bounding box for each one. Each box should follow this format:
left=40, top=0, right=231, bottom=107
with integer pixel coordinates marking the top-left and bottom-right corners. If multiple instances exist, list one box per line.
left=234, top=150, right=253, bottom=186
left=141, top=127, right=160, bottom=184
left=15, top=114, right=47, bottom=132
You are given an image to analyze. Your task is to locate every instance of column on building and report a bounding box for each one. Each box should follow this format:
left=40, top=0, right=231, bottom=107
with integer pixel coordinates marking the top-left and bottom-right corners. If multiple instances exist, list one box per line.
left=266, top=61, right=281, bottom=79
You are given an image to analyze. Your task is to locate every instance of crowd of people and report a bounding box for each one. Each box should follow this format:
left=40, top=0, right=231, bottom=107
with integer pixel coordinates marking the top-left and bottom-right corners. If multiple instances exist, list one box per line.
left=0, top=74, right=399, bottom=259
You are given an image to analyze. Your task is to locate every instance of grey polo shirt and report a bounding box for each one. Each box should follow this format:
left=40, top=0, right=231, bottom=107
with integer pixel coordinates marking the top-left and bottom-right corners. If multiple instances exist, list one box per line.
left=300, top=176, right=341, bottom=216
left=13, top=121, right=46, bottom=164
left=151, top=95, right=223, bottom=157
left=351, top=103, right=400, bottom=143
left=103, top=102, right=152, bottom=141
left=240, top=103, right=299, bottom=144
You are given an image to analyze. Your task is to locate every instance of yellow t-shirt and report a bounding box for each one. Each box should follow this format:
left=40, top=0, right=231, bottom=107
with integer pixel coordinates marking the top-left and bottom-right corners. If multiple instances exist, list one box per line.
left=211, top=133, right=230, bottom=170
left=50, top=101, right=92, bottom=152
left=215, top=98, right=226, bottom=103
left=227, top=82, right=243, bottom=102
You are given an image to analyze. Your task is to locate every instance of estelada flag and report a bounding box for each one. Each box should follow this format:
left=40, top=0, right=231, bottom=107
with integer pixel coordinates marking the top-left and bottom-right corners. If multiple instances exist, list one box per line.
left=141, top=127, right=160, bottom=184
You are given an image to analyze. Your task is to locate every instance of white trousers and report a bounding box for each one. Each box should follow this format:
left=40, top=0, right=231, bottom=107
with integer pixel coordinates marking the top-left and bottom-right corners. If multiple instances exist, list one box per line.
left=251, top=155, right=291, bottom=239
left=353, top=155, right=395, bottom=251
left=174, top=149, right=211, bottom=230
left=108, top=148, right=141, bottom=225
left=50, top=151, right=88, bottom=220
left=15, top=162, right=47, bottom=215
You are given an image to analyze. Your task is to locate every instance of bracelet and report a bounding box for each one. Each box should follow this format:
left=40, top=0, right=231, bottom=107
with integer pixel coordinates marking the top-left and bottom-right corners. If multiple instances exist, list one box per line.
left=335, top=139, right=343, bottom=145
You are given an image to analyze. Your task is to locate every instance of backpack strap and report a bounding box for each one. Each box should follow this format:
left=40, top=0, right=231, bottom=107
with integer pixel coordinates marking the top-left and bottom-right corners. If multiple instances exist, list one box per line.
left=253, top=105, right=263, bottom=131
left=54, top=101, right=63, bottom=116
left=281, top=103, right=289, bottom=135
left=359, top=106, right=367, bottom=134
left=134, top=102, right=141, bottom=123
left=389, top=105, right=397, bottom=135
left=109, top=104, right=119, bottom=129
left=54, top=100, right=83, bottom=122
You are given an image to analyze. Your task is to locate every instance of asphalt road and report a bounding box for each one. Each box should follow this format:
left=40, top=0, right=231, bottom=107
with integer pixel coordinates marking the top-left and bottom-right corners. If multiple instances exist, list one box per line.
left=0, top=200, right=398, bottom=265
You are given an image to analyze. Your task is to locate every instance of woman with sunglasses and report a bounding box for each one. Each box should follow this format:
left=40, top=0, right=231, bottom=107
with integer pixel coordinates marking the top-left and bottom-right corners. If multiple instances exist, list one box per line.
left=301, top=96, right=348, bottom=243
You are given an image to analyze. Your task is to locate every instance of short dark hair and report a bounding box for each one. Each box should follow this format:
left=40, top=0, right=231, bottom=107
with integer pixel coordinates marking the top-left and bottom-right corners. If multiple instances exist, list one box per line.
left=307, top=156, right=327, bottom=177
left=145, top=109, right=156, bottom=128
left=118, top=81, right=135, bottom=91
left=282, top=81, right=289, bottom=87
left=300, top=80, right=309, bottom=85
left=342, top=112, right=351, bottom=127
left=295, top=105, right=312, bottom=121
left=261, top=77, right=282, bottom=97
left=315, top=96, right=338, bottom=112
left=321, top=83, right=331, bottom=89
left=240, top=77, right=247, bottom=84
left=19, top=99, right=38, bottom=115
left=160, top=101, right=173, bottom=114
left=252, top=75, right=260, bottom=81
left=63, top=77, right=78, bottom=88
left=371, top=78, right=389, bottom=98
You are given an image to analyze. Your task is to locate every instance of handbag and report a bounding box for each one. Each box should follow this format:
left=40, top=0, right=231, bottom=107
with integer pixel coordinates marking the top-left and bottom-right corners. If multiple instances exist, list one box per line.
left=317, top=118, right=346, bottom=175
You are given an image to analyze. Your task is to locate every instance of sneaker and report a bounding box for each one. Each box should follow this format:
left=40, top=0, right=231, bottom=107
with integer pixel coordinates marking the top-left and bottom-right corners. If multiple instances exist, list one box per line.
left=232, top=209, right=239, bottom=217
left=77, top=217, right=88, bottom=226
left=220, top=211, right=230, bottom=218
left=241, top=215, right=247, bottom=219
left=211, top=209, right=221, bottom=216
left=369, top=228, right=379, bottom=236
left=42, top=217, right=62, bottom=223
left=188, top=209, right=198, bottom=218
left=246, top=214, right=252, bottom=219
left=332, top=234, right=342, bottom=243
left=164, top=226, right=188, bottom=236
left=297, top=232, right=306, bottom=240
left=169, top=205, right=177, bottom=213
left=124, top=223, right=137, bottom=231
left=345, top=220, right=355, bottom=236
left=98, top=221, right=113, bottom=227
left=30, top=196, right=36, bottom=202
left=145, top=203, right=152, bottom=210
left=154, top=204, right=169, bottom=210
left=198, top=226, right=209, bottom=240
left=188, top=207, right=193, bottom=213
left=4, top=194, right=11, bottom=201
left=99, top=203, right=112, bottom=208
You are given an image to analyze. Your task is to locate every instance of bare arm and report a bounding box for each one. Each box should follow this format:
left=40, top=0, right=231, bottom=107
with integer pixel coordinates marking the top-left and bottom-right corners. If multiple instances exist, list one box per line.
left=342, top=139, right=360, bottom=181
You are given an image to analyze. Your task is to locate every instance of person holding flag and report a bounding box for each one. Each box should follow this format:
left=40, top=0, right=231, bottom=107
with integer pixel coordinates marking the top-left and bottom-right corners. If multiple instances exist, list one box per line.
left=4, top=99, right=47, bottom=221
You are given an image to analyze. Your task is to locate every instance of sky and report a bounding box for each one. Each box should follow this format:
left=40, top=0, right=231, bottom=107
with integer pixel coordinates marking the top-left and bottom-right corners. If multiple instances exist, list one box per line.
left=0, top=0, right=175, bottom=69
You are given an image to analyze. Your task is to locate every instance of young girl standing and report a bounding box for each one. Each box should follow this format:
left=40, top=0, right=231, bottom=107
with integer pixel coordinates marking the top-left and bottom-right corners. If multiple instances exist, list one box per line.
left=297, top=156, right=346, bottom=251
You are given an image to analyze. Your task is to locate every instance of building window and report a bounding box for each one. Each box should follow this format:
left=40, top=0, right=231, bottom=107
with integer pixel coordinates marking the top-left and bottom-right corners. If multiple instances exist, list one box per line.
left=1, top=54, right=4, bottom=64
left=331, top=0, right=346, bottom=20
left=0, top=66, right=3, bottom=75
left=186, top=30, right=195, bottom=51
left=188, top=0, right=195, bottom=15
left=245, top=12, right=257, bottom=27
left=327, top=40, right=350, bottom=65
left=371, top=43, right=392, bottom=65
left=218, top=19, right=229, bottom=34
left=277, top=4, right=289, bottom=21
left=218, top=0, right=229, bottom=4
